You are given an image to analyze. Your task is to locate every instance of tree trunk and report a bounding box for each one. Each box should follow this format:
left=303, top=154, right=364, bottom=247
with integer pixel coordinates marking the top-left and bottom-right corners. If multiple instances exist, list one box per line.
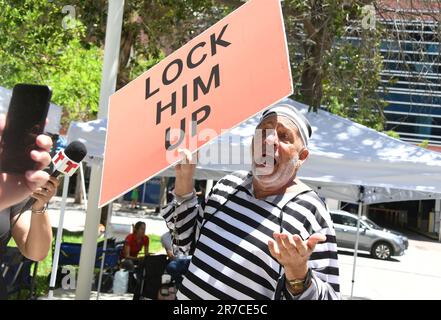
left=300, top=39, right=328, bottom=111
left=116, top=13, right=139, bottom=90
left=300, top=7, right=333, bottom=111
left=116, top=28, right=136, bottom=89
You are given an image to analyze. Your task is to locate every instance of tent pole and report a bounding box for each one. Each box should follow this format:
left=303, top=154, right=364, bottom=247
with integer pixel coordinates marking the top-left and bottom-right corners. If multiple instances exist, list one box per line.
left=350, top=186, right=364, bottom=300
left=161, top=178, right=168, bottom=206
left=48, top=176, right=70, bottom=299
left=80, top=162, right=88, bottom=209
left=96, top=202, right=113, bottom=300
left=75, top=0, right=124, bottom=300
left=141, top=182, right=146, bottom=205
left=435, top=198, right=441, bottom=242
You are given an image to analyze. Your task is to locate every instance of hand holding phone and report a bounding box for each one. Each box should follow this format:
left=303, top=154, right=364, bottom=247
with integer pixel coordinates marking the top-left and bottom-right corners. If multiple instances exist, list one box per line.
left=0, top=84, right=52, bottom=173
left=0, top=84, right=53, bottom=210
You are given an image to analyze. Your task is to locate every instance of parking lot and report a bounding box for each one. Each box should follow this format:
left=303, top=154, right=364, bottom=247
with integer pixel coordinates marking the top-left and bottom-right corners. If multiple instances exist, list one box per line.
left=339, top=232, right=441, bottom=300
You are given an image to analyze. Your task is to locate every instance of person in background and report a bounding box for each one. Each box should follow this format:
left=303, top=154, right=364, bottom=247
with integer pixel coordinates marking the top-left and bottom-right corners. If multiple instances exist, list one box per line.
left=119, top=221, right=149, bottom=293
left=120, top=221, right=149, bottom=270
left=160, top=231, right=191, bottom=289
left=195, top=180, right=206, bottom=205
left=161, top=231, right=175, bottom=260
left=130, top=187, right=140, bottom=209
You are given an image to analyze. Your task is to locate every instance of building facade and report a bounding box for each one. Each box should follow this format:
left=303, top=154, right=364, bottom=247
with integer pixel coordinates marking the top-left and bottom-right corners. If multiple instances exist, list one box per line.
left=334, top=2, right=441, bottom=240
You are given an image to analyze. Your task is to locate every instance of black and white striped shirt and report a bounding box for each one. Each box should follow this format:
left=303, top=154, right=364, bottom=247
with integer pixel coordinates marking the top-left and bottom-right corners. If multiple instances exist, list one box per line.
left=161, top=171, right=340, bottom=300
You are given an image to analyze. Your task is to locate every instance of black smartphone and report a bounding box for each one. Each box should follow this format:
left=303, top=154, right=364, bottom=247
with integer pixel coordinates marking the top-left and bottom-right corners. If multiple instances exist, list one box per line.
left=0, top=84, right=52, bottom=174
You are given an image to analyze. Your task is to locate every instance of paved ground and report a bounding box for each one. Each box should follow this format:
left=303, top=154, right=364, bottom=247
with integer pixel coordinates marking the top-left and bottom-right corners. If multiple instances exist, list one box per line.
left=47, top=197, right=441, bottom=300
left=339, top=232, right=441, bottom=300
left=40, top=289, right=133, bottom=300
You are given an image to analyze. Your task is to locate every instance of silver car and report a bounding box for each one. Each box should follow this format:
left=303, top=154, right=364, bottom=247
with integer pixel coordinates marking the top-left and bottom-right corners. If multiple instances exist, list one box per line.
left=330, top=210, right=409, bottom=260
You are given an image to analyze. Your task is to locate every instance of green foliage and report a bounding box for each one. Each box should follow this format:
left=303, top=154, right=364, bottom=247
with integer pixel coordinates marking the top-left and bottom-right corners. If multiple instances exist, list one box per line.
left=0, top=0, right=102, bottom=129
left=68, top=0, right=221, bottom=87
left=384, top=130, right=400, bottom=139
left=322, top=26, right=387, bottom=131
left=47, top=39, right=102, bottom=127
left=418, top=140, right=430, bottom=149
left=0, top=0, right=79, bottom=80
left=128, top=51, right=165, bottom=81
left=281, top=0, right=387, bottom=130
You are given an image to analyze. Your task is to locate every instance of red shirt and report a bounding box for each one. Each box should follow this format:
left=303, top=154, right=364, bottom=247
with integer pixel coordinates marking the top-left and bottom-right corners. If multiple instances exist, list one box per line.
left=122, top=233, right=149, bottom=258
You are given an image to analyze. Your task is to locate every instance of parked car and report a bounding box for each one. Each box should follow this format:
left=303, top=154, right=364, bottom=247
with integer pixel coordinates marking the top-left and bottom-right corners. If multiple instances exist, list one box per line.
left=330, top=210, right=409, bottom=260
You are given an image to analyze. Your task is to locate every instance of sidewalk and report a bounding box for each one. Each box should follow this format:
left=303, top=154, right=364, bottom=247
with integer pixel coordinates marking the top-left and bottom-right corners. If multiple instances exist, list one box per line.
left=46, top=196, right=169, bottom=239
left=38, top=289, right=134, bottom=300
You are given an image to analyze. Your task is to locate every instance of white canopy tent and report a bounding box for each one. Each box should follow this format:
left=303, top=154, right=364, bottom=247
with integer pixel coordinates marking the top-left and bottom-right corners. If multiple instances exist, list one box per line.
left=67, top=97, right=441, bottom=299
left=67, top=98, right=441, bottom=204
left=0, top=85, right=62, bottom=134
left=67, top=118, right=107, bottom=166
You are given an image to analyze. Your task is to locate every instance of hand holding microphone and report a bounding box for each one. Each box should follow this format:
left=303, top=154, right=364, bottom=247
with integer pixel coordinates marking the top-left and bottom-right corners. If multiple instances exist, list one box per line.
left=0, top=140, right=87, bottom=240
left=31, top=177, right=60, bottom=212
left=21, top=141, right=87, bottom=213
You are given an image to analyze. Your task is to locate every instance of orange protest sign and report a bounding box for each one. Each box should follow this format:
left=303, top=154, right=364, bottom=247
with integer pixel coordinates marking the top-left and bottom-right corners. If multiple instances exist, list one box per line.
left=99, top=0, right=292, bottom=207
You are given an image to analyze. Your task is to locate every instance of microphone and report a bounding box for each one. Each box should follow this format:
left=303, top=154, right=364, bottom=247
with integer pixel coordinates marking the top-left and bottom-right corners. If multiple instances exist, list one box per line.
left=21, top=141, right=87, bottom=212
left=50, top=141, right=87, bottom=177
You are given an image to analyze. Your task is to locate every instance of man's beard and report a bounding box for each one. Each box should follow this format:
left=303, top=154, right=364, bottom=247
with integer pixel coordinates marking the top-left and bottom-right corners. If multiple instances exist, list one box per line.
left=252, top=155, right=298, bottom=188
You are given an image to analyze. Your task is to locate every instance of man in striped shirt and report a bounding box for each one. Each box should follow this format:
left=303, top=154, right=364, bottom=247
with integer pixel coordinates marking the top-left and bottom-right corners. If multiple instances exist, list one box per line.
left=161, top=104, right=340, bottom=300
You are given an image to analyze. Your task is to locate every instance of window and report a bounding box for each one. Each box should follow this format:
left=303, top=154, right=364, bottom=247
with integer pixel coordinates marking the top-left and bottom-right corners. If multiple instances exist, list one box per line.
left=331, top=213, right=344, bottom=225
left=340, top=215, right=358, bottom=227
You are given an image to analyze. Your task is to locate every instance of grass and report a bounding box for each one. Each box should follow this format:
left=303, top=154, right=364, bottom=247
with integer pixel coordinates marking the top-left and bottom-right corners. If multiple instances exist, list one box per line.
left=6, top=230, right=163, bottom=299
